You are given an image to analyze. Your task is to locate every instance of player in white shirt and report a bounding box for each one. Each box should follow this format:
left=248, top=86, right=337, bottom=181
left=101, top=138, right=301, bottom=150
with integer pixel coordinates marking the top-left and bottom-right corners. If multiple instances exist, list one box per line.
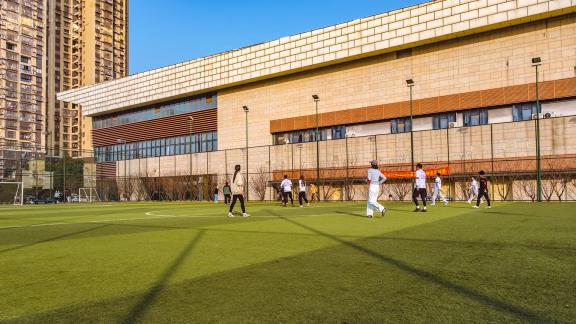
left=280, top=175, right=294, bottom=207
left=297, top=175, right=310, bottom=207
left=467, top=176, right=479, bottom=204
left=366, top=160, right=387, bottom=218
left=431, top=172, right=448, bottom=206
left=412, top=163, right=428, bottom=212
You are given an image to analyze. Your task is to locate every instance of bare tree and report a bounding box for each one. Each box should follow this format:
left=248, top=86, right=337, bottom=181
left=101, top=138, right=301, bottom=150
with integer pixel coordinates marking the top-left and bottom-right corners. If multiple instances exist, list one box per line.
left=251, top=166, right=270, bottom=201
left=387, top=180, right=411, bottom=201
left=516, top=178, right=536, bottom=202
left=491, top=174, right=514, bottom=201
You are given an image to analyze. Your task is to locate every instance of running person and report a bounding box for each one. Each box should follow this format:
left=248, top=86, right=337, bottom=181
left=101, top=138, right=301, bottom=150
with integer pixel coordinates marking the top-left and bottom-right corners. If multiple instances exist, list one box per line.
left=309, top=183, right=318, bottom=203
left=297, top=175, right=309, bottom=207
left=474, top=171, right=491, bottom=209
left=280, top=175, right=294, bottom=207
left=413, top=163, right=428, bottom=212
left=467, top=176, right=478, bottom=204
left=431, top=172, right=448, bottom=206
left=228, top=165, right=250, bottom=217
left=366, top=160, right=387, bottom=218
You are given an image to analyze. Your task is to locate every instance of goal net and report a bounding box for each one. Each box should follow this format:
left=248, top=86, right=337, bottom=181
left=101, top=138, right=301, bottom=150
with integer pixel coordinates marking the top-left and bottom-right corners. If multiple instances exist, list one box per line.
left=79, top=188, right=101, bottom=203
left=0, top=182, right=24, bottom=205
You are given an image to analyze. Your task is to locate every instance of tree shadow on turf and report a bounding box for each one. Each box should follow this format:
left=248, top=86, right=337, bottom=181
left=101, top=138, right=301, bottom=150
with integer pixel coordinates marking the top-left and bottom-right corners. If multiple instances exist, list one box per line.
left=0, top=224, right=112, bottom=254
left=121, top=229, right=205, bottom=324
left=277, top=214, right=549, bottom=322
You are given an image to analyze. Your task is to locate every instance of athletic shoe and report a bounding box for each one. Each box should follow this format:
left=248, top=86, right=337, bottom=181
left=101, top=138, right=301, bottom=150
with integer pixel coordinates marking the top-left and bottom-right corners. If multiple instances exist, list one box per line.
left=467, top=201, right=472, bottom=204
left=300, top=205, right=303, bottom=208
left=306, top=203, right=310, bottom=207
left=227, top=212, right=235, bottom=217
left=413, top=209, right=420, bottom=212
left=422, top=209, right=427, bottom=212
left=444, top=201, right=448, bottom=206
left=367, top=214, right=373, bottom=218
left=473, top=206, right=479, bottom=209
left=486, top=206, right=492, bottom=209
left=430, top=203, right=436, bottom=206
left=381, top=208, right=387, bottom=217
left=243, top=213, right=251, bottom=218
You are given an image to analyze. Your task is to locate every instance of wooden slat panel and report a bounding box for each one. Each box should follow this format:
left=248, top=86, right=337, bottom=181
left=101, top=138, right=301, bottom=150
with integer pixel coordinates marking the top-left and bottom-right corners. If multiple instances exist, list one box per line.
left=268, top=77, right=576, bottom=133
left=96, top=161, right=116, bottom=178
left=93, top=109, right=217, bottom=147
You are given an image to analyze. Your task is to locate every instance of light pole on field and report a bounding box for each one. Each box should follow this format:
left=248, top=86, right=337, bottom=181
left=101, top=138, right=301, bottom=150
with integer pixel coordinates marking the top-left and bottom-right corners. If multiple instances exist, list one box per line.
left=188, top=116, right=194, bottom=201
left=243, top=105, right=250, bottom=201
left=312, top=95, right=320, bottom=200
left=117, top=138, right=127, bottom=201
left=532, top=57, right=542, bottom=202
left=406, top=79, right=415, bottom=191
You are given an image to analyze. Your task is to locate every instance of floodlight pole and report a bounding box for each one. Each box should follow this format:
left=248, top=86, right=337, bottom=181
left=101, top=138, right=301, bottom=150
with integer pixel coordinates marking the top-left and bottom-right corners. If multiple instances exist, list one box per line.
left=313, top=95, right=320, bottom=200
left=243, top=106, right=249, bottom=201
left=533, top=58, right=542, bottom=202
left=188, top=116, right=194, bottom=201
left=407, top=80, right=415, bottom=191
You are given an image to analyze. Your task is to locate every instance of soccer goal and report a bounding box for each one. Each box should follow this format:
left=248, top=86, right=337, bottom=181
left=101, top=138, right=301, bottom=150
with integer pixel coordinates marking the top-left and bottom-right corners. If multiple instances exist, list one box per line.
left=79, top=188, right=101, bottom=203
left=0, top=182, right=24, bottom=205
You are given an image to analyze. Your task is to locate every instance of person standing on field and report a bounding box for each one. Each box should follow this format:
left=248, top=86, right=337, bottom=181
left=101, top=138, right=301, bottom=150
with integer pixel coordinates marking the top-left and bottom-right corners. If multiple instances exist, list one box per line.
left=309, top=183, right=318, bottom=203
left=413, top=163, right=428, bottom=212
left=213, top=187, right=219, bottom=204
left=298, top=175, right=310, bottom=207
left=474, top=171, right=491, bottom=209
left=366, top=160, right=387, bottom=218
left=228, top=165, right=250, bottom=217
left=430, top=172, right=448, bottom=206
left=223, top=182, right=232, bottom=205
left=280, top=175, right=294, bottom=207
left=467, top=176, right=478, bottom=204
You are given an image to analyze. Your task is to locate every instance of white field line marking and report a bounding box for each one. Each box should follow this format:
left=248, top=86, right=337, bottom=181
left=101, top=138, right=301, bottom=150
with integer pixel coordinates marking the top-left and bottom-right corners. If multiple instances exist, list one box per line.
left=144, top=211, right=331, bottom=218
left=0, top=210, right=336, bottom=230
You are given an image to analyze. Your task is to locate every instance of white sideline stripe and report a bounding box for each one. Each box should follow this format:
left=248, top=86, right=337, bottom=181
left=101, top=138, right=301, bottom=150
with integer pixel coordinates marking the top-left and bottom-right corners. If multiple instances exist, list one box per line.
left=0, top=210, right=335, bottom=230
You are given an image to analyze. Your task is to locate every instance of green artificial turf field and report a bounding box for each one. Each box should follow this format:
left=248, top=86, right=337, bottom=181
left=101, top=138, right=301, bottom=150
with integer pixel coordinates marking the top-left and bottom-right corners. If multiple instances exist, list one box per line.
left=0, top=201, right=574, bottom=323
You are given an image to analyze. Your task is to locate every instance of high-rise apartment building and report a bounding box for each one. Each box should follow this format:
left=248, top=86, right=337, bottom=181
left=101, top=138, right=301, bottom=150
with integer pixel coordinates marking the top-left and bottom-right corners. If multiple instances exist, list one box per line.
left=0, top=0, right=46, bottom=177
left=46, top=0, right=128, bottom=158
left=0, top=0, right=128, bottom=179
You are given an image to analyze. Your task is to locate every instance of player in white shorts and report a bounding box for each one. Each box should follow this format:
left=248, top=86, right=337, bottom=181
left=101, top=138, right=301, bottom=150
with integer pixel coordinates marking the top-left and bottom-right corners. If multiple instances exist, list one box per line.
left=366, top=160, right=387, bottom=218
left=467, top=176, right=479, bottom=204
left=431, top=172, right=448, bottom=206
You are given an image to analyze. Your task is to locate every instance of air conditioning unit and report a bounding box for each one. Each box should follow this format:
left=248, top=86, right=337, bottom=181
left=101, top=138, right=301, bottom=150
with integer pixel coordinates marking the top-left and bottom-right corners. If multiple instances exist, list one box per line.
left=346, top=131, right=356, bottom=138
left=449, top=121, right=462, bottom=128
left=543, top=112, right=557, bottom=119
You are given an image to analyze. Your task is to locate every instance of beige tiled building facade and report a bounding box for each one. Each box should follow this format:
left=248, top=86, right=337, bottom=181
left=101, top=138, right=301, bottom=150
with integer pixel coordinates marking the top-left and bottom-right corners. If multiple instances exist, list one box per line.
left=1, top=0, right=128, bottom=180
left=57, top=0, right=576, bottom=201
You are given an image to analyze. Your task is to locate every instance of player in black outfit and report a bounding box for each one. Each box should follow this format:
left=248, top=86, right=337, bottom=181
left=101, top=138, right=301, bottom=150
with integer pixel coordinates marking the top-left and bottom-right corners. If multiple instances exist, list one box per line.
left=474, top=170, right=491, bottom=209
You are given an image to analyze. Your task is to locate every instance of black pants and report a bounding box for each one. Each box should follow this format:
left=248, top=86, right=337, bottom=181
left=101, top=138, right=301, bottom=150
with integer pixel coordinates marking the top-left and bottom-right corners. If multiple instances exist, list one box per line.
left=413, top=188, right=427, bottom=207
left=476, top=189, right=491, bottom=207
left=229, top=194, right=245, bottom=213
left=298, top=191, right=309, bottom=205
left=224, top=194, right=231, bottom=204
left=282, top=192, right=293, bottom=205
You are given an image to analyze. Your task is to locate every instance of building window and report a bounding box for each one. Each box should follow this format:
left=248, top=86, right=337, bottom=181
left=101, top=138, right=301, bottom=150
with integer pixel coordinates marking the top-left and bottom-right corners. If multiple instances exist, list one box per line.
left=463, top=109, right=488, bottom=126
left=6, top=43, right=17, bottom=51
left=513, top=103, right=537, bottom=121
left=332, top=126, right=346, bottom=139
left=391, top=118, right=412, bottom=134
left=433, top=112, right=457, bottom=129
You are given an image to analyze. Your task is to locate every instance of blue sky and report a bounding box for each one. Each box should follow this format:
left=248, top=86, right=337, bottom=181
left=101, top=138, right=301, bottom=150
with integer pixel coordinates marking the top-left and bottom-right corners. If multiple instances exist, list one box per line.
left=129, top=0, right=429, bottom=74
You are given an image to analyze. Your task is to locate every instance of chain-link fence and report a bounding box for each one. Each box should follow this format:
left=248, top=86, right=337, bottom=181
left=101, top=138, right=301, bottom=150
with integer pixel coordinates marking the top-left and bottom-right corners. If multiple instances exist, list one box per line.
left=1, top=116, right=576, bottom=203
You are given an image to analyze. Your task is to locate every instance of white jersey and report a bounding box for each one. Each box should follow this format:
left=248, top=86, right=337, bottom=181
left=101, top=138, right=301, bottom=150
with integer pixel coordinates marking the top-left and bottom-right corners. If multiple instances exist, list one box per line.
left=470, top=179, right=478, bottom=193
left=434, top=176, right=442, bottom=190
left=298, top=179, right=306, bottom=192
left=280, top=179, right=293, bottom=192
left=415, top=169, right=427, bottom=189
left=367, top=168, right=386, bottom=185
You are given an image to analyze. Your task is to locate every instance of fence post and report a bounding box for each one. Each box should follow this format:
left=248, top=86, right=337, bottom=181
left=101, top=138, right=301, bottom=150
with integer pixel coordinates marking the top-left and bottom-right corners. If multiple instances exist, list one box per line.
left=447, top=128, right=451, bottom=200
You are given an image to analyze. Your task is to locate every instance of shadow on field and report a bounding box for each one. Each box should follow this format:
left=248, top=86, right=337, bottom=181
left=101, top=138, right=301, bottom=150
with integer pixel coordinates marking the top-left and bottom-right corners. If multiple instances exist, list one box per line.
left=121, top=230, right=205, bottom=324
left=0, top=224, right=111, bottom=254
left=277, top=214, right=548, bottom=322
